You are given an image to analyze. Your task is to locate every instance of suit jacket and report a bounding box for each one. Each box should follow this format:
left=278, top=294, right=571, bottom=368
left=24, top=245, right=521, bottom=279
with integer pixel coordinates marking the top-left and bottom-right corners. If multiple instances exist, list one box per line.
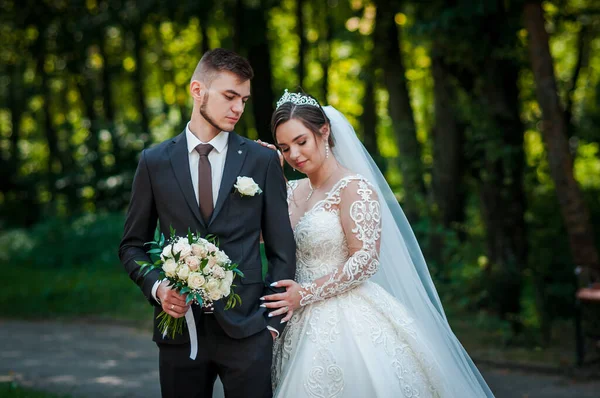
left=118, top=130, right=296, bottom=344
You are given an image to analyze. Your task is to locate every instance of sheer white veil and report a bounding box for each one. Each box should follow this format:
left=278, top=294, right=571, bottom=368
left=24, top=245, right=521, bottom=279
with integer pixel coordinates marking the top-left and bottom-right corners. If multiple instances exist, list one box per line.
left=324, top=105, right=494, bottom=397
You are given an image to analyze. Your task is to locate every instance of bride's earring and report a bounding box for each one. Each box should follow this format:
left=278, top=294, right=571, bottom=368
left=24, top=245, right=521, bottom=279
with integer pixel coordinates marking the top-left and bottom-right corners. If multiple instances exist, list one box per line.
left=325, top=142, right=330, bottom=159
left=293, top=168, right=296, bottom=172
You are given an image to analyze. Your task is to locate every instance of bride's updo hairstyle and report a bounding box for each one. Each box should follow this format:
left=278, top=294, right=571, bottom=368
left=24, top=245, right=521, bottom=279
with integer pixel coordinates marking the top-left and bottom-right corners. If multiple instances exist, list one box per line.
left=271, top=90, right=335, bottom=148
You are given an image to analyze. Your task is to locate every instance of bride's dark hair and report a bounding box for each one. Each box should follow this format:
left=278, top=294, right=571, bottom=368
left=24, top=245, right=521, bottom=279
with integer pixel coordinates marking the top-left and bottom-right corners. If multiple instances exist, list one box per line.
left=270, top=94, right=334, bottom=147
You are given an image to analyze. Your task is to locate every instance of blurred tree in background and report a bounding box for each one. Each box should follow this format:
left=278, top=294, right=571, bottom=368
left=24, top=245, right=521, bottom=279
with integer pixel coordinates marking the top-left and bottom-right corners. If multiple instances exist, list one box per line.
left=1, top=0, right=600, bottom=349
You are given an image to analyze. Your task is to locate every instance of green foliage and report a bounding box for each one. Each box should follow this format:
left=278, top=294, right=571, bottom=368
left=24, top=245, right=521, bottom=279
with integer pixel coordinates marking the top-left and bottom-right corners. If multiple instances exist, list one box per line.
left=0, top=213, right=125, bottom=269
left=0, top=383, right=71, bottom=398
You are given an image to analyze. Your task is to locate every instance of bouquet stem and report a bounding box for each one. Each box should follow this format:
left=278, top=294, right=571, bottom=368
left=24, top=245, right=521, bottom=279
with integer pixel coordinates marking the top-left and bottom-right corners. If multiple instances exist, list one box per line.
left=157, top=311, right=185, bottom=339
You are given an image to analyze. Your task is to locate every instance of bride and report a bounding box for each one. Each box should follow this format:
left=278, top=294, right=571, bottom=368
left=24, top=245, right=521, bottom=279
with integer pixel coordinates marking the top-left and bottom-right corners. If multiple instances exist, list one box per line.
left=257, top=90, right=495, bottom=397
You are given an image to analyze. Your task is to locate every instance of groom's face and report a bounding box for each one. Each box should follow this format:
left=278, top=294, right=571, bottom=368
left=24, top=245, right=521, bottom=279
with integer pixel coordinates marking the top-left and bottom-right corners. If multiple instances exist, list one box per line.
left=198, top=71, right=251, bottom=132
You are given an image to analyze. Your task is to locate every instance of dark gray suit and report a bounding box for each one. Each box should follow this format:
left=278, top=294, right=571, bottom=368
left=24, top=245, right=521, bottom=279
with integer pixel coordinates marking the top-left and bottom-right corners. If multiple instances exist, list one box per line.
left=119, top=130, right=296, bottom=397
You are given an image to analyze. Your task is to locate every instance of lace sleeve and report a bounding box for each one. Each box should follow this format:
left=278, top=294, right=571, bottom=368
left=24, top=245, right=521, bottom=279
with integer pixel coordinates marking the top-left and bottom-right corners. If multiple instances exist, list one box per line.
left=299, top=178, right=382, bottom=306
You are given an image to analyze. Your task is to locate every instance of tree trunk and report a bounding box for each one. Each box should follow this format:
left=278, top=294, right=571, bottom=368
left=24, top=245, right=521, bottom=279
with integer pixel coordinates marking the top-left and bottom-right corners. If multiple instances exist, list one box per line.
left=133, top=24, right=151, bottom=140
left=360, top=58, right=380, bottom=163
left=374, top=0, right=425, bottom=220
left=477, top=56, right=528, bottom=330
left=318, top=2, right=332, bottom=102
left=524, top=2, right=600, bottom=278
left=431, top=50, right=465, bottom=229
left=296, top=0, right=306, bottom=88
left=236, top=0, right=275, bottom=143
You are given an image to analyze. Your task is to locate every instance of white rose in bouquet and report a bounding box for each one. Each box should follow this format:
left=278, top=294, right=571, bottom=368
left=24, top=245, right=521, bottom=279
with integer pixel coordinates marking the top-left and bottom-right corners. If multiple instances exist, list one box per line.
left=206, top=243, right=217, bottom=254
left=206, top=279, right=222, bottom=301
left=185, top=256, right=200, bottom=271
left=188, top=272, right=206, bottom=290
left=216, top=250, right=230, bottom=264
left=177, top=264, right=190, bottom=281
left=219, top=279, right=231, bottom=297
left=191, top=243, right=207, bottom=257
left=161, top=244, right=174, bottom=260
left=206, top=256, right=219, bottom=270
left=173, top=238, right=192, bottom=259
left=163, top=259, right=178, bottom=277
left=225, top=270, right=234, bottom=284
left=212, top=265, right=225, bottom=279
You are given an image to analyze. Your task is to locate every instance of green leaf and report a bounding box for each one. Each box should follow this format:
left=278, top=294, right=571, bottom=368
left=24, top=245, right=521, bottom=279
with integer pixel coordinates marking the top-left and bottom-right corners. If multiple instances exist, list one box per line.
left=154, top=226, right=160, bottom=243
left=187, top=228, right=193, bottom=244
left=180, top=286, right=190, bottom=295
left=185, top=294, right=194, bottom=305
left=170, top=225, right=176, bottom=239
left=147, top=248, right=162, bottom=255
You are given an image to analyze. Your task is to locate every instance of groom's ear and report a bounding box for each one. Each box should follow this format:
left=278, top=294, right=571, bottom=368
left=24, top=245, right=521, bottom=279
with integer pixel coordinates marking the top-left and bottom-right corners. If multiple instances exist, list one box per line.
left=190, top=80, right=205, bottom=102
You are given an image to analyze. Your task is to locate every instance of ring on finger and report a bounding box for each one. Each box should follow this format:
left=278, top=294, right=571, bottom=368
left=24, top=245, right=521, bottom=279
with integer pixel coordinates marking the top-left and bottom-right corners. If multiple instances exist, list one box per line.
left=284, top=306, right=289, bottom=312
left=170, top=304, right=174, bottom=310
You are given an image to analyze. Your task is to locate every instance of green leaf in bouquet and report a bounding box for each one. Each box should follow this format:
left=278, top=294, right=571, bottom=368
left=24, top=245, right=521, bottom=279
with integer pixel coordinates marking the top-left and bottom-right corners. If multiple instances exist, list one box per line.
left=187, top=228, right=194, bottom=245
left=154, top=259, right=162, bottom=265
left=233, top=268, right=244, bottom=278
left=200, top=258, right=208, bottom=271
left=174, top=252, right=181, bottom=262
left=135, top=260, right=151, bottom=267
left=185, top=294, right=195, bottom=305
left=180, top=286, right=191, bottom=295
left=154, top=225, right=160, bottom=243
left=147, top=248, right=163, bottom=255
left=169, top=225, right=176, bottom=239
left=159, top=234, right=165, bottom=247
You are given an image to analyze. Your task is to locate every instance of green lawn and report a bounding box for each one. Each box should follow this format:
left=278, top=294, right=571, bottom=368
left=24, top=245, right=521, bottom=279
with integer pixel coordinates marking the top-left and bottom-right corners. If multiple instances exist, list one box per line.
left=1, top=264, right=152, bottom=326
left=0, top=382, right=71, bottom=398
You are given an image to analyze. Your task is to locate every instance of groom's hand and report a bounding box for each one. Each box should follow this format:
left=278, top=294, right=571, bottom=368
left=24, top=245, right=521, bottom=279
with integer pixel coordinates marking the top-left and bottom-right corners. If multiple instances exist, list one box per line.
left=157, top=281, right=190, bottom=318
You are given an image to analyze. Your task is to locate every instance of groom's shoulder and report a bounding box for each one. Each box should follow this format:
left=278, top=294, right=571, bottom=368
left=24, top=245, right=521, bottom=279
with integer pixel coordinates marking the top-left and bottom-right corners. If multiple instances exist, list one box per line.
left=239, top=136, right=277, bottom=160
left=143, top=133, right=183, bottom=158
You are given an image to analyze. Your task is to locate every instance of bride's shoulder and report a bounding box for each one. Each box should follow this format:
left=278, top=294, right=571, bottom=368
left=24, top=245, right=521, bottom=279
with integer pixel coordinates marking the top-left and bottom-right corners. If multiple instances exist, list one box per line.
left=334, top=174, right=378, bottom=200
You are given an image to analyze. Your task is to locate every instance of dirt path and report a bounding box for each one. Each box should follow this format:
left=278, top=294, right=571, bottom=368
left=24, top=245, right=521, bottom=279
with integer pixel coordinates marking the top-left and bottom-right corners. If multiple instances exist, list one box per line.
left=1, top=319, right=598, bottom=398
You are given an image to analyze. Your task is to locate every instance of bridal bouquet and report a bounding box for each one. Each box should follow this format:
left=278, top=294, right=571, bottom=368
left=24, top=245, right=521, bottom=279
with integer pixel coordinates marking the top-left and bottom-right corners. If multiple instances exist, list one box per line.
left=136, top=227, right=243, bottom=338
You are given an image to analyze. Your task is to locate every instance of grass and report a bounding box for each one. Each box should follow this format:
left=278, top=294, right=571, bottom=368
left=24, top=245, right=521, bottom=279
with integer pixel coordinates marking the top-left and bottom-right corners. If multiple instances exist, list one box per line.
left=0, top=382, right=71, bottom=398
left=1, top=263, right=152, bottom=326
left=447, top=308, right=582, bottom=368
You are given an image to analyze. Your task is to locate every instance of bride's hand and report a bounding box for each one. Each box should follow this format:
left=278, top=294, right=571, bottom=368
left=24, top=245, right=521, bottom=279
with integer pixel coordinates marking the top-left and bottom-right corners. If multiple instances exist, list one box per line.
left=260, top=279, right=303, bottom=322
left=256, top=139, right=284, bottom=168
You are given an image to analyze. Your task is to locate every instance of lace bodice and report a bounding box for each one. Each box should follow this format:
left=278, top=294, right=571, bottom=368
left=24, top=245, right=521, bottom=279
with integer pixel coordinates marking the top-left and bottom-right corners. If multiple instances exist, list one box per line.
left=287, top=175, right=382, bottom=306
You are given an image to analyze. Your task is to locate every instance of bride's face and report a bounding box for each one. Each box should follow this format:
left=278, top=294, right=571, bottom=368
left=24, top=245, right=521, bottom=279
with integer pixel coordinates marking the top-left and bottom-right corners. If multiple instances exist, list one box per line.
left=276, top=118, right=328, bottom=174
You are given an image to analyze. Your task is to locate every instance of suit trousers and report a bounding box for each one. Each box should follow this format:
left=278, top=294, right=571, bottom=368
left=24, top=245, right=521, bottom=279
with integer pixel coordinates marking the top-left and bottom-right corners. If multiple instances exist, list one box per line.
left=157, top=314, right=273, bottom=398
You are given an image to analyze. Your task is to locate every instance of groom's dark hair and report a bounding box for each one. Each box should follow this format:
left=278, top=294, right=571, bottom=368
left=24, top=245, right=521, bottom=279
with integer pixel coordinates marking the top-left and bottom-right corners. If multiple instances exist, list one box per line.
left=191, top=48, right=254, bottom=86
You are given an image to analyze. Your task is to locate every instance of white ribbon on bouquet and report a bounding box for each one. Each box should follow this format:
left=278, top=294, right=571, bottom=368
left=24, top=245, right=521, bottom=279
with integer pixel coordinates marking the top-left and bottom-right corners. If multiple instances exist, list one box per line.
left=161, top=307, right=198, bottom=360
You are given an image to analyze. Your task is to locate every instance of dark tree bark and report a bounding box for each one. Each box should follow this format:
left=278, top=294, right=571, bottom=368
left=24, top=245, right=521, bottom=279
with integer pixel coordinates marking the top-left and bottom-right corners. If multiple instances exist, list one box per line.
left=318, top=1, right=332, bottom=102
left=235, top=0, right=275, bottom=143
left=374, top=0, right=426, bottom=220
left=431, top=50, right=465, bottom=229
left=360, top=59, right=380, bottom=162
left=133, top=24, right=151, bottom=140
left=296, top=0, right=306, bottom=88
left=524, top=2, right=600, bottom=277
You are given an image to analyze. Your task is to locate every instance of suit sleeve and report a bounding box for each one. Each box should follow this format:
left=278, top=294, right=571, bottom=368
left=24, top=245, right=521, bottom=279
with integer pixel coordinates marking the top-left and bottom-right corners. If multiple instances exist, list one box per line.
left=118, top=150, right=161, bottom=306
left=261, top=151, right=297, bottom=333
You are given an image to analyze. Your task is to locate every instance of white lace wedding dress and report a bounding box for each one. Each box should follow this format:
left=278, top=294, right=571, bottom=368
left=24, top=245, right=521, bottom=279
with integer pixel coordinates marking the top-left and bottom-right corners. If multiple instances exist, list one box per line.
left=272, top=174, right=446, bottom=398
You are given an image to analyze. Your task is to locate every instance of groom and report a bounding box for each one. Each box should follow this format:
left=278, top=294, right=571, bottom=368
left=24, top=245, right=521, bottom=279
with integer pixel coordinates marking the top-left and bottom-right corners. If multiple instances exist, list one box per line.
left=119, top=48, right=296, bottom=397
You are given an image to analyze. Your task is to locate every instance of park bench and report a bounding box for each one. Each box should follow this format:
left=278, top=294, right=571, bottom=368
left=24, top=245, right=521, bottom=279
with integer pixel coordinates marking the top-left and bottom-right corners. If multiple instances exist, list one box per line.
left=574, top=283, right=600, bottom=366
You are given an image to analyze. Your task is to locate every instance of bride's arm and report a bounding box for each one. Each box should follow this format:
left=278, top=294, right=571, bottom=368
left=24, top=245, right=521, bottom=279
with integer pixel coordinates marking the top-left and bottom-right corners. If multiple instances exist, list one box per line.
left=297, top=179, right=382, bottom=306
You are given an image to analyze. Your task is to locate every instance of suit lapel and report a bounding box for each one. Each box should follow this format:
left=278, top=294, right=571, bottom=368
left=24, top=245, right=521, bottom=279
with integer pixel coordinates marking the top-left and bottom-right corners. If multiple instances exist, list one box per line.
left=169, top=131, right=206, bottom=228
left=209, top=132, right=247, bottom=226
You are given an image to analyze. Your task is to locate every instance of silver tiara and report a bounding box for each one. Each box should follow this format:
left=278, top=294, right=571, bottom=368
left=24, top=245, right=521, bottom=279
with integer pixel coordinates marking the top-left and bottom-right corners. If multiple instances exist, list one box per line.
left=276, top=89, right=320, bottom=109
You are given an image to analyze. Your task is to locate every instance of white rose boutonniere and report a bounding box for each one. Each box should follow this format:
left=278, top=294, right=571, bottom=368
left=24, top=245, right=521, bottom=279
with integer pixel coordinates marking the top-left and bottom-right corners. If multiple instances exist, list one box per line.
left=234, top=176, right=262, bottom=197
